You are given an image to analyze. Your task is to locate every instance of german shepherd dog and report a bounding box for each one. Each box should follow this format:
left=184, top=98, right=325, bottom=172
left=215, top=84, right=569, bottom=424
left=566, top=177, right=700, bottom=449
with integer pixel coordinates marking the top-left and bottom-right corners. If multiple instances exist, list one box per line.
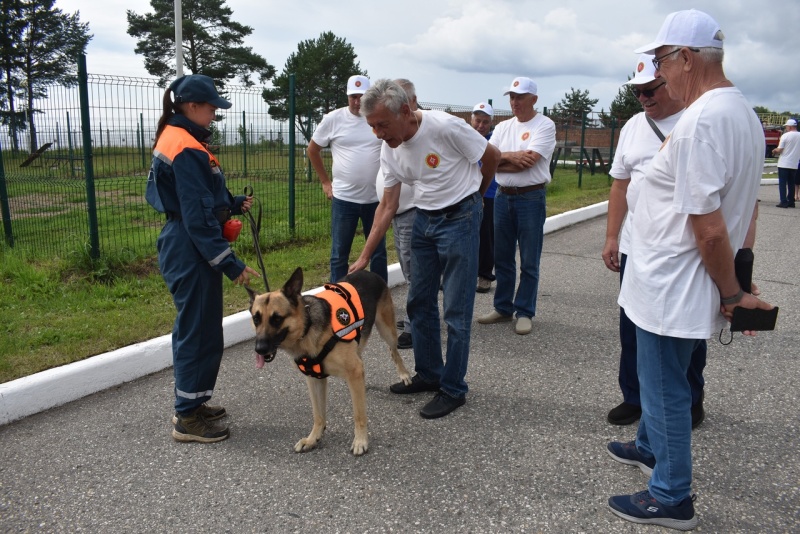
left=247, top=267, right=411, bottom=456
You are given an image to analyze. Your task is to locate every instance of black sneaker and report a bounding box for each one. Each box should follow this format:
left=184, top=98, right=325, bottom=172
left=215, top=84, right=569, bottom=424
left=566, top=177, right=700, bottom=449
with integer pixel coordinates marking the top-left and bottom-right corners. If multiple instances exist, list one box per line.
left=607, top=401, right=642, bottom=425
left=607, top=440, right=655, bottom=476
left=608, top=490, right=697, bottom=530
left=397, top=332, right=413, bottom=349
left=171, top=402, right=226, bottom=425
left=419, top=391, right=466, bottom=419
left=172, top=411, right=230, bottom=443
left=389, top=374, right=440, bottom=394
left=776, top=202, right=789, bottom=208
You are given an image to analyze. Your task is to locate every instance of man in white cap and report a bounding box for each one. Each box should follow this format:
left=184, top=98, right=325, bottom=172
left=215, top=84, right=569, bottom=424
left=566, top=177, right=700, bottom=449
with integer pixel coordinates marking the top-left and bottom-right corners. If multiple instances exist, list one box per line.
left=471, top=102, right=497, bottom=293
left=606, top=10, right=774, bottom=530
left=772, top=118, right=800, bottom=207
left=477, top=77, right=556, bottom=335
left=602, top=54, right=707, bottom=429
left=350, top=79, right=500, bottom=419
left=308, top=74, right=387, bottom=283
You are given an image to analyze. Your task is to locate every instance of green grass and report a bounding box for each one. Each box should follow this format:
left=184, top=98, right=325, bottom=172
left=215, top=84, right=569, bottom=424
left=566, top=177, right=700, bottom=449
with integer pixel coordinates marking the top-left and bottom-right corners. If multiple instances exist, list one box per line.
left=0, top=167, right=612, bottom=384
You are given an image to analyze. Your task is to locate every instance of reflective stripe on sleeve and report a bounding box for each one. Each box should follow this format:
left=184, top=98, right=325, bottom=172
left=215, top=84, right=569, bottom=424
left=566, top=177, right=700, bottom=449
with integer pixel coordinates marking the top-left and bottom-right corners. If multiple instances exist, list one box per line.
left=209, top=247, right=232, bottom=267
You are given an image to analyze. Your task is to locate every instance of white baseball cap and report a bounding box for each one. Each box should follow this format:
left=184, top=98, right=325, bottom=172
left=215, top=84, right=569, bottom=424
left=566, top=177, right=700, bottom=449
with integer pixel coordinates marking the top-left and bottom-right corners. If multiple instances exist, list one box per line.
left=634, top=9, right=724, bottom=55
left=472, top=102, right=494, bottom=116
left=624, top=54, right=657, bottom=86
left=346, top=75, right=370, bottom=95
left=503, top=77, right=537, bottom=96
left=786, top=119, right=798, bottom=127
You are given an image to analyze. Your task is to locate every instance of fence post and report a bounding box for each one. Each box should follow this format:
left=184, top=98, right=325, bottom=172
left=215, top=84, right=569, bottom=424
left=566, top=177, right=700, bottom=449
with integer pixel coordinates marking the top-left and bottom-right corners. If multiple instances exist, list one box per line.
left=140, top=113, right=147, bottom=168
left=578, top=111, right=587, bottom=188
left=66, top=112, right=76, bottom=177
left=0, top=140, right=14, bottom=247
left=608, top=116, right=617, bottom=179
left=288, top=73, right=296, bottom=235
left=78, top=55, right=100, bottom=259
left=241, top=110, right=247, bottom=178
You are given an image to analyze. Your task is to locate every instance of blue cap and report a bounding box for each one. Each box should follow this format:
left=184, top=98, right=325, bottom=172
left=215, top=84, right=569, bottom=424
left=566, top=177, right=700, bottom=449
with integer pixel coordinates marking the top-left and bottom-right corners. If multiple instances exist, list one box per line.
left=169, top=75, right=232, bottom=109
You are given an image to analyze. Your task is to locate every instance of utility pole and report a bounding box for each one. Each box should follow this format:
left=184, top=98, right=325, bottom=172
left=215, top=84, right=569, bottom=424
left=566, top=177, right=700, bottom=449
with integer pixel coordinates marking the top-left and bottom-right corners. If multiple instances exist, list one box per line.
left=174, top=0, right=183, bottom=77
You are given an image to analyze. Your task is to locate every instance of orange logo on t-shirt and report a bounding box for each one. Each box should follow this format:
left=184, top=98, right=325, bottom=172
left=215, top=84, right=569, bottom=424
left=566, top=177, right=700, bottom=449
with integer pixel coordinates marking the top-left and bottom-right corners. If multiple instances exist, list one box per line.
left=425, top=153, right=441, bottom=168
left=521, top=132, right=530, bottom=142
left=637, top=62, right=645, bottom=73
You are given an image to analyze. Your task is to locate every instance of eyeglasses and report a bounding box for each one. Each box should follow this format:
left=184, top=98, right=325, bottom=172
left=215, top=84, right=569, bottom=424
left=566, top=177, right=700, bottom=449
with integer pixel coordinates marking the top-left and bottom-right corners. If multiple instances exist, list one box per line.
left=652, top=47, right=699, bottom=70
left=631, top=81, right=666, bottom=99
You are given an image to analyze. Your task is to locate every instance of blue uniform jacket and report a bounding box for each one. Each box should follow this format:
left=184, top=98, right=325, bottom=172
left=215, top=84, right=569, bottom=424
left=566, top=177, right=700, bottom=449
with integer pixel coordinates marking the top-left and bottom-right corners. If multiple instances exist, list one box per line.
left=146, top=114, right=246, bottom=280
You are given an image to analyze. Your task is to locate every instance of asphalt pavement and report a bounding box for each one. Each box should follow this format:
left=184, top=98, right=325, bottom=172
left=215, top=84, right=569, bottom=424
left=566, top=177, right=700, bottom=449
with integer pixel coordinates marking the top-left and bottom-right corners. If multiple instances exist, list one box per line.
left=1, top=185, right=797, bottom=532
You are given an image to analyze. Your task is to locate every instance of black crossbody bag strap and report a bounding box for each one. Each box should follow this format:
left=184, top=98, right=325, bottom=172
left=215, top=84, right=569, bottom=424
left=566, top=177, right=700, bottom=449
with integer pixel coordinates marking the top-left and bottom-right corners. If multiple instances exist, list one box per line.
left=645, top=115, right=666, bottom=142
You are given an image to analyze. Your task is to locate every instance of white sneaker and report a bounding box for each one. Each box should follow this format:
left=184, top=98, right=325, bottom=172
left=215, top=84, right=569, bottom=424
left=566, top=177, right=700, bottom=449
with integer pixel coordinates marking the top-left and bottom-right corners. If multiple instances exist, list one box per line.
left=515, top=317, right=533, bottom=335
left=477, top=310, right=513, bottom=324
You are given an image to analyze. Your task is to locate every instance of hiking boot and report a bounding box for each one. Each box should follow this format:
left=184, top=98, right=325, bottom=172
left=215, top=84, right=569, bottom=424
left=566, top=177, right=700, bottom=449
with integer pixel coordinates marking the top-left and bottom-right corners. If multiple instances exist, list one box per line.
left=608, top=489, right=698, bottom=530
left=608, top=402, right=642, bottom=425
left=477, top=310, right=513, bottom=324
left=172, top=410, right=230, bottom=443
left=476, top=277, right=492, bottom=293
left=607, top=440, right=655, bottom=476
left=171, top=402, right=226, bottom=425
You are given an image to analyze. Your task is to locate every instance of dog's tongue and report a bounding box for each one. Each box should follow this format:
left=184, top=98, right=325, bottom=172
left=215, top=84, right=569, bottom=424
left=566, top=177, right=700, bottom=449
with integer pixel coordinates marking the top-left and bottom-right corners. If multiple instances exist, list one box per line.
left=255, top=352, right=265, bottom=369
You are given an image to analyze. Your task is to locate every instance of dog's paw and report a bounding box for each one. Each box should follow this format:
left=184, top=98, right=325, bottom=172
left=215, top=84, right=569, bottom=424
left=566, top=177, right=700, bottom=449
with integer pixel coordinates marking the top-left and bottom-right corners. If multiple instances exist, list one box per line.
left=351, top=438, right=369, bottom=456
left=399, top=373, right=412, bottom=386
left=294, top=437, right=319, bottom=453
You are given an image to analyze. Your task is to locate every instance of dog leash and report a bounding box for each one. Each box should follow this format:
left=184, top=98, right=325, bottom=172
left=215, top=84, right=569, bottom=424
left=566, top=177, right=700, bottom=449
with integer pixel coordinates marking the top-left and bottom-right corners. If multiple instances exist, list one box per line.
left=242, top=185, right=270, bottom=292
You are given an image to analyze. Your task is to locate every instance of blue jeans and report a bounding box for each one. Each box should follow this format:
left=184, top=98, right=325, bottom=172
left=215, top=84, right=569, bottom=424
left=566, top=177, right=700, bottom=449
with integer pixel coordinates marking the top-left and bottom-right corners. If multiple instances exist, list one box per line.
left=330, top=197, right=387, bottom=283
left=493, top=189, right=546, bottom=318
left=777, top=167, right=797, bottom=204
left=618, top=254, right=706, bottom=407
left=392, top=208, right=416, bottom=334
left=635, top=327, right=700, bottom=505
left=408, top=192, right=481, bottom=398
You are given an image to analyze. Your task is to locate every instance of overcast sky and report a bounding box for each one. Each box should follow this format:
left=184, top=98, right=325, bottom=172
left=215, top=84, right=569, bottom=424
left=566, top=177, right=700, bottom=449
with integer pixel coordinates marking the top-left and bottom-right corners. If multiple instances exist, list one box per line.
left=58, top=0, right=799, bottom=115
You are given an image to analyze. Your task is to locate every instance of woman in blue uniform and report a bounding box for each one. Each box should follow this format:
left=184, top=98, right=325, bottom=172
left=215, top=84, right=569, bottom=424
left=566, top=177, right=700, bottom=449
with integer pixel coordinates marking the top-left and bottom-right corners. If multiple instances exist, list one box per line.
left=147, top=74, right=258, bottom=443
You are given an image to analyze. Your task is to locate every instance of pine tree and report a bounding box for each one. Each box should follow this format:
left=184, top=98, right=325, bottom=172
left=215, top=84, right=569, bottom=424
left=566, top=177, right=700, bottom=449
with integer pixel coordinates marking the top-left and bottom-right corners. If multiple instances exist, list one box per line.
left=262, top=32, right=365, bottom=142
left=127, top=0, right=274, bottom=87
left=0, top=0, right=92, bottom=152
left=599, top=75, right=641, bottom=128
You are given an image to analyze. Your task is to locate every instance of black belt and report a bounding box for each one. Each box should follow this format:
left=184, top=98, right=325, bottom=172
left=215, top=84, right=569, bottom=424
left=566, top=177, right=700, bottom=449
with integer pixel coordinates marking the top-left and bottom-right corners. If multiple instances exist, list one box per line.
left=418, top=192, right=479, bottom=217
left=498, top=184, right=546, bottom=195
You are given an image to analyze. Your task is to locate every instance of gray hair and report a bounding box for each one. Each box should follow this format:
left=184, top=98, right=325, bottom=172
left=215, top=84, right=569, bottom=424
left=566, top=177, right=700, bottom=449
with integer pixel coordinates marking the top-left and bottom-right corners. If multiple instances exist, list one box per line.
left=394, top=78, right=416, bottom=100
left=664, top=45, right=724, bottom=65
left=360, top=78, right=410, bottom=117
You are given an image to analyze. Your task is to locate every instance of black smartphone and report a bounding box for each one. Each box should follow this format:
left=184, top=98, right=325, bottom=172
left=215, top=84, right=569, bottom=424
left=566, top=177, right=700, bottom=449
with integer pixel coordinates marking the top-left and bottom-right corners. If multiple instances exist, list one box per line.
left=730, top=306, right=779, bottom=332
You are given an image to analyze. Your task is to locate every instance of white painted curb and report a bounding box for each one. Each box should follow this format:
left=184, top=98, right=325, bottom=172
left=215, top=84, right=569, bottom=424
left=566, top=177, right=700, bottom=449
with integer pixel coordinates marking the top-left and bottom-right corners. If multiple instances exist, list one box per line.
left=0, top=178, right=777, bottom=425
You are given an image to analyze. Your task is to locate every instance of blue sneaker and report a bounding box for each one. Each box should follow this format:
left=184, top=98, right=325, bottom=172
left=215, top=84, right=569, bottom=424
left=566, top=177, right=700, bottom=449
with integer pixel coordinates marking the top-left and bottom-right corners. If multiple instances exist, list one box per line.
left=607, top=441, right=655, bottom=476
left=608, top=490, right=697, bottom=530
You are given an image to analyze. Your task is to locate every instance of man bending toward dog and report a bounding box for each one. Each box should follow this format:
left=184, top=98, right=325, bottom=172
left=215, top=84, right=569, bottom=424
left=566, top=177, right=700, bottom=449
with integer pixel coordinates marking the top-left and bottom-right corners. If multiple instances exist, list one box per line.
left=349, top=79, right=500, bottom=419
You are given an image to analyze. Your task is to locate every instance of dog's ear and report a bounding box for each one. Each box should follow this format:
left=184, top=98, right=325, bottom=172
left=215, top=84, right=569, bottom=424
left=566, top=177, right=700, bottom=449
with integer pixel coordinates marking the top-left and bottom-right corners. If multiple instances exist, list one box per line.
left=244, top=285, right=258, bottom=307
left=282, top=267, right=304, bottom=301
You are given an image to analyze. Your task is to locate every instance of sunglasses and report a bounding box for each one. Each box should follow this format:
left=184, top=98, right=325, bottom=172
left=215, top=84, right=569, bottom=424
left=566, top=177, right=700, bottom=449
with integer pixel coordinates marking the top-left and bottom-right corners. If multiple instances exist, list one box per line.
left=631, top=81, right=666, bottom=99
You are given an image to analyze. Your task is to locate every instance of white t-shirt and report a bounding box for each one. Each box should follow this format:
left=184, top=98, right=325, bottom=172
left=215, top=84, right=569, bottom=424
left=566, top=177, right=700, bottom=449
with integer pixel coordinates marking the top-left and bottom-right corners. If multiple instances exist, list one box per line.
left=375, top=169, right=415, bottom=214
left=311, top=106, right=382, bottom=203
left=609, top=110, right=683, bottom=254
left=776, top=130, right=800, bottom=169
left=619, top=87, right=764, bottom=339
left=490, top=112, right=557, bottom=187
left=381, top=110, right=488, bottom=211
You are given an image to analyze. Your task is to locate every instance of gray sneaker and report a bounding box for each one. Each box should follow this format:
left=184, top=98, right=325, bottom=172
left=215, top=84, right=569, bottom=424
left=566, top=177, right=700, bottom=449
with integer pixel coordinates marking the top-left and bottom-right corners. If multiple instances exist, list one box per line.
left=476, top=277, right=492, bottom=293
left=172, top=410, right=230, bottom=443
left=171, top=402, right=226, bottom=425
